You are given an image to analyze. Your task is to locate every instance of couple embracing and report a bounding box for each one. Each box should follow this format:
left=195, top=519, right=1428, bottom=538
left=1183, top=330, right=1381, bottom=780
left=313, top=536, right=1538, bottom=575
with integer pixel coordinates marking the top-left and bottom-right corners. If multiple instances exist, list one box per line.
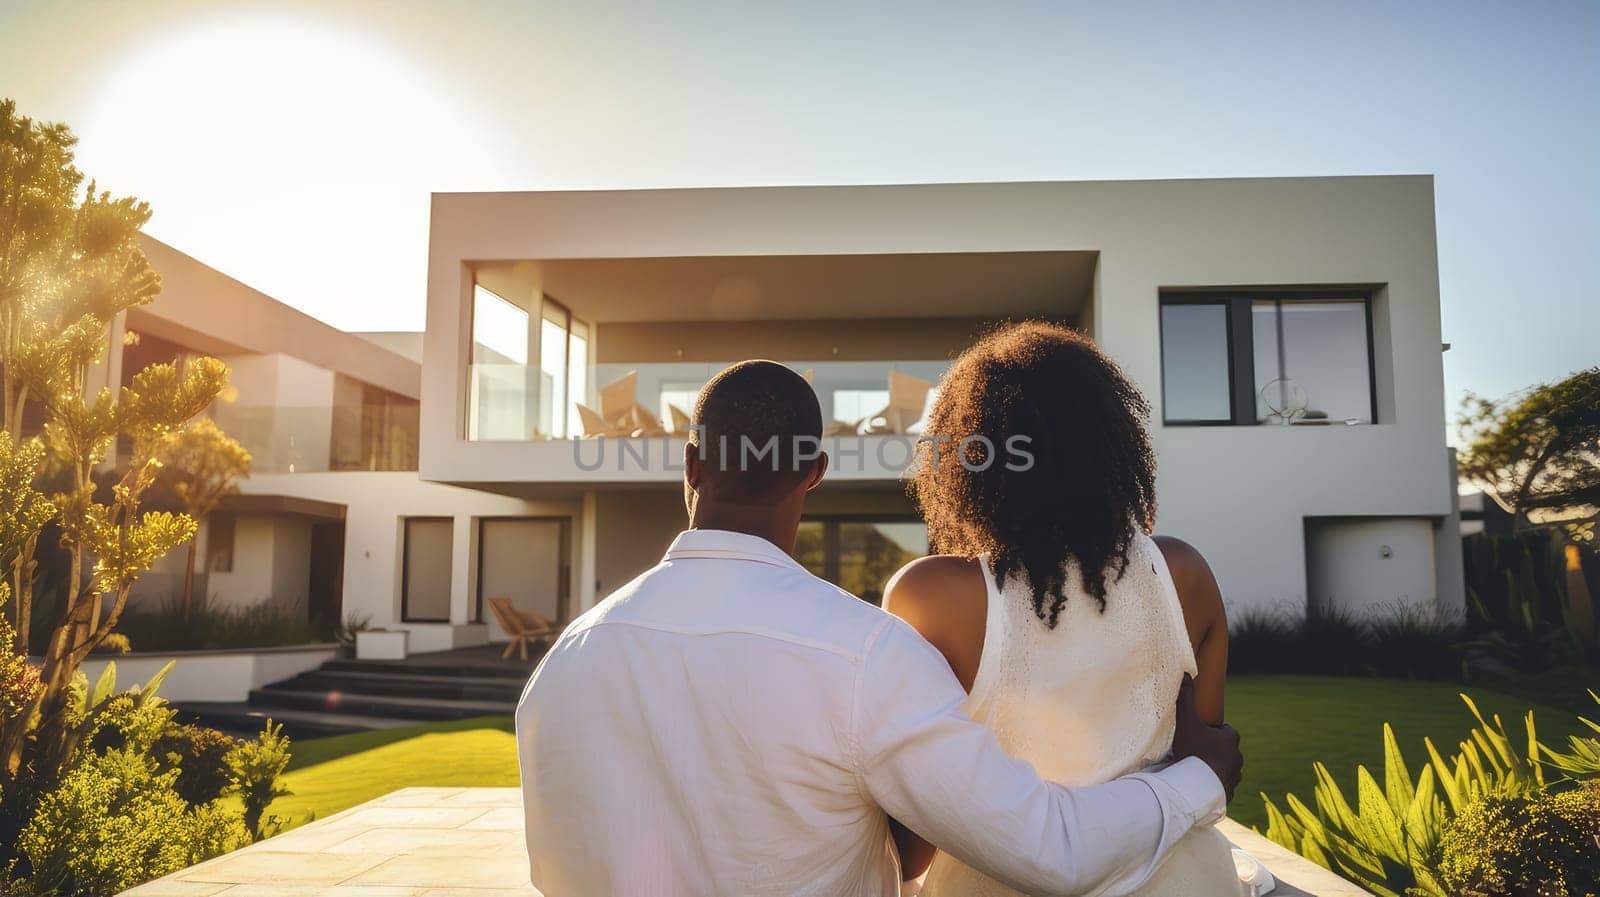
left=516, top=322, right=1251, bottom=896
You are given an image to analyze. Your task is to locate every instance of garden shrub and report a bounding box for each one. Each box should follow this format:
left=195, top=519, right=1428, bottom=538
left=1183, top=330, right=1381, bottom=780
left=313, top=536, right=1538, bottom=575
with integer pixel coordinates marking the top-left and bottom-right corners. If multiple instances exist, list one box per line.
left=1226, top=605, right=1302, bottom=674
left=154, top=723, right=238, bottom=806
left=14, top=744, right=247, bottom=896
left=1230, top=599, right=1470, bottom=680
left=11, top=679, right=249, bottom=896
left=1298, top=604, right=1373, bottom=676
left=113, top=596, right=330, bottom=652
left=1435, top=780, right=1600, bottom=897
left=224, top=720, right=293, bottom=839
left=1368, top=601, right=1466, bottom=680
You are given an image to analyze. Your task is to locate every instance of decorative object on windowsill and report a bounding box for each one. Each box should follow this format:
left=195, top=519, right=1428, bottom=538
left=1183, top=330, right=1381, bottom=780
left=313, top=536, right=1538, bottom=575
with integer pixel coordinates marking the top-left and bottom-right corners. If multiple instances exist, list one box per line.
left=1258, top=378, right=1309, bottom=425
left=355, top=629, right=408, bottom=661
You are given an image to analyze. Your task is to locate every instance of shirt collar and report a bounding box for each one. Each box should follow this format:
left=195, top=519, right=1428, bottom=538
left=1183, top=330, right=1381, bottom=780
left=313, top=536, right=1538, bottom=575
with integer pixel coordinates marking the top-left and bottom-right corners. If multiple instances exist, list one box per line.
left=662, top=528, right=806, bottom=572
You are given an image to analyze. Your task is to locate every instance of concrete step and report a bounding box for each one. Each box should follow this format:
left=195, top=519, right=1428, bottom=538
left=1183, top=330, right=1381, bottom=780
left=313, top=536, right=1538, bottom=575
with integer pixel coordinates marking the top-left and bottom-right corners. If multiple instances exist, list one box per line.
left=172, top=702, right=422, bottom=739
left=320, top=657, right=533, bottom=680
left=263, top=669, right=526, bottom=702
left=248, top=687, right=516, bottom=722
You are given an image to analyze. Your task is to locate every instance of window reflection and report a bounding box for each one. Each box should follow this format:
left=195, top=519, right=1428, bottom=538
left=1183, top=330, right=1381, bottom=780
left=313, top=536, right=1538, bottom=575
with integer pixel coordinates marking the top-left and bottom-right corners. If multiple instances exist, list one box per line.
left=796, top=519, right=929, bottom=605
left=1252, top=300, right=1372, bottom=424
left=1160, top=303, right=1233, bottom=422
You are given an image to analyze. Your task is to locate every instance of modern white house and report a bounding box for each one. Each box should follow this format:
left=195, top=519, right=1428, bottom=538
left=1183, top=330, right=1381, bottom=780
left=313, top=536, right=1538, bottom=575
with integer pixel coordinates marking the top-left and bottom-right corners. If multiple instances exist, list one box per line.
left=116, top=235, right=572, bottom=656
left=418, top=176, right=1466, bottom=638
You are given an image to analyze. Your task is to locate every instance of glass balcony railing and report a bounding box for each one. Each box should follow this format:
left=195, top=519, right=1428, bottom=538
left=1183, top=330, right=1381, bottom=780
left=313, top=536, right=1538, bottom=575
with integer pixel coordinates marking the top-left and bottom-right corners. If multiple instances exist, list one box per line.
left=208, top=403, right=420, bottom=473
left=466, top=359, right=949, bottom=442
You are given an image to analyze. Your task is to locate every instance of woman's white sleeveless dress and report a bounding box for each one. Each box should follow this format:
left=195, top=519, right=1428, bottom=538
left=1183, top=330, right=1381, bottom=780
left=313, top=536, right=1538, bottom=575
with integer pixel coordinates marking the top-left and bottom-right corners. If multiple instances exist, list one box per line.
left=918, top=533, right=1246, bottom=897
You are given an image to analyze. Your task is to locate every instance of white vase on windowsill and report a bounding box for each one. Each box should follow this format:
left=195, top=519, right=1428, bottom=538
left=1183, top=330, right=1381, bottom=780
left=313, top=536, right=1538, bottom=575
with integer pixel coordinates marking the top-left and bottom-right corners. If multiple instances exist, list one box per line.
left=356, top=629, right=408, bottom=661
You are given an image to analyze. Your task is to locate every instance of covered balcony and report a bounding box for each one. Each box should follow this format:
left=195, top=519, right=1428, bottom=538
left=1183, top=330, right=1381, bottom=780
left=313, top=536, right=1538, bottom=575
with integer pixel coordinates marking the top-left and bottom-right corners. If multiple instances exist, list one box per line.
left=453, top=250, right=1097, bottom=487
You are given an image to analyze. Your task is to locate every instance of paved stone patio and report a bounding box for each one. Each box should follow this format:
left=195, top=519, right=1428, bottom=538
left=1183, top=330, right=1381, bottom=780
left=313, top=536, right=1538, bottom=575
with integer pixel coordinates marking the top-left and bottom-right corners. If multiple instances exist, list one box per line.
left=121, top=789, right=538, bottom=897
left=121, top=787, right=1368, bottom=896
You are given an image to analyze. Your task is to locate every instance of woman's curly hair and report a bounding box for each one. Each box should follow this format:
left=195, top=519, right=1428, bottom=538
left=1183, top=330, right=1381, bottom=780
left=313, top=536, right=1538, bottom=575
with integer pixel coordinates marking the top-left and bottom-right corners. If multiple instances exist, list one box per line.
left=910, top=321, right=1157, bottom=628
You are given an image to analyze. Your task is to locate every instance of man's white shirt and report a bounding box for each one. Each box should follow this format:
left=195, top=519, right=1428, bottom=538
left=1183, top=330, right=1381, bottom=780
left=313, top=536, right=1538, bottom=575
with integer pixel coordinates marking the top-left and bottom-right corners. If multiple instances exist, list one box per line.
left=516, top=529, right=1226, bottom=896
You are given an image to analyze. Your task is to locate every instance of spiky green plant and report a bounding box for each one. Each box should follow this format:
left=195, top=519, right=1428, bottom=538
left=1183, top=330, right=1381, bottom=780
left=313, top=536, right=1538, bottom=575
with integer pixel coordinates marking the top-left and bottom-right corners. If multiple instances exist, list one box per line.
left=1259, top=694, right=1572, bottom=897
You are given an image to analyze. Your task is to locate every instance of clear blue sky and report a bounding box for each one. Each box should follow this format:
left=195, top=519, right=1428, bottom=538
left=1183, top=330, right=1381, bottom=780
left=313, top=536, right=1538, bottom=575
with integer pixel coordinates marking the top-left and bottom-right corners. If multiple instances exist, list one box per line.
left=1, top=0, right=1595, bottom=428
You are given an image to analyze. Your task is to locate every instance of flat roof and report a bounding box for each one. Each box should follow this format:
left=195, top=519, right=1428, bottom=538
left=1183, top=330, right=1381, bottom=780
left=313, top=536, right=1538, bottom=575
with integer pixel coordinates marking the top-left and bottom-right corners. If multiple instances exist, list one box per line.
left=132, top=235, right=421, bottom=399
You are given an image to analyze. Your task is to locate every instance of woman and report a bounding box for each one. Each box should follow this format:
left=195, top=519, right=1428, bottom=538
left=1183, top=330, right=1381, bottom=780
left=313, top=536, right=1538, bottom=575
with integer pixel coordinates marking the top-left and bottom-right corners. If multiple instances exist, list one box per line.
left=884, top=322, right=1245, bottom=896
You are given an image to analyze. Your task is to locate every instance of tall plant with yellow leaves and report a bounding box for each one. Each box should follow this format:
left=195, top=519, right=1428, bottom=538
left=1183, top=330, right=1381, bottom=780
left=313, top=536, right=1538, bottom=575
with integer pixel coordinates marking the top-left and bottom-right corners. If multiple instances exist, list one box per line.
left=0, top=98, right=231, bottom=858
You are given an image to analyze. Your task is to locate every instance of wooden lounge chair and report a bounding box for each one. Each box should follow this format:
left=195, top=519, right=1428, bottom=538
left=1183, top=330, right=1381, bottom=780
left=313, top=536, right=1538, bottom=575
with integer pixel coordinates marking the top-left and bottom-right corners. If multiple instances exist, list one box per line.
left=864, top=371, right=934, bottom=435
left=487, top=597, right=558, bottom=661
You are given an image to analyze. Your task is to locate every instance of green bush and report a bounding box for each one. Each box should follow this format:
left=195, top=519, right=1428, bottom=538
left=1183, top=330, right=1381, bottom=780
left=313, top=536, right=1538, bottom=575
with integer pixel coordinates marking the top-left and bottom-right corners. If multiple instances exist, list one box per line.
left=0, top=661, right=294, bottom=896
left=111, top=596, right=331, bottom=652
left=154, top=723, right=237, bottom=806
left=13, top=743, right=247, bottom=896
left=1368, top=602, right=1466, bottom=681
left=1229, top=601, right=1469, bottom=681
left=1298, top=604, right=1374, bottom=676
left=1227, top=605, right=1303, bottom=674
left=10, top=674, right=249, bottom=896
left=1435, top=780, right=1600, bottom=897
left=225, top=720, right=293, bottom=839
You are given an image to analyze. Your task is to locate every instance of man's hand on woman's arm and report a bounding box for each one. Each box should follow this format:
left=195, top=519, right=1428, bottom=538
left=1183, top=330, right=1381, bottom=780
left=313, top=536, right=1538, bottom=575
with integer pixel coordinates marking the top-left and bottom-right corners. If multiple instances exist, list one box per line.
left=1170, top=675, right=1243, bottom=803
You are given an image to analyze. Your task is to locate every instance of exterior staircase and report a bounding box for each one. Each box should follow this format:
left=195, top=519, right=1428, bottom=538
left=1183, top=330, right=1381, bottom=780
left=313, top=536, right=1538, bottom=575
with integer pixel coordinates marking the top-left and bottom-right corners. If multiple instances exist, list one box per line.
left=174, top=650, right=534, bottom=739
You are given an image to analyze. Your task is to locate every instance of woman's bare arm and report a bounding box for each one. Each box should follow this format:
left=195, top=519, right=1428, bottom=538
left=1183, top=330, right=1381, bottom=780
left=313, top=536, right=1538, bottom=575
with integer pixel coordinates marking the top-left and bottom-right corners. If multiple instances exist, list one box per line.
left=1154, top=536, right=1228, bottom=725
left=880, top=554, right=989, bottom=880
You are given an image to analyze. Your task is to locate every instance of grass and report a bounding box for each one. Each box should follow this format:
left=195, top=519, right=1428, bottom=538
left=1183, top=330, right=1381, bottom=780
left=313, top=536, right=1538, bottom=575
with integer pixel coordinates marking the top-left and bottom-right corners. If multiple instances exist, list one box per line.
left=260, top=676, right=1597, bottom=833
left=269, top=717, right=516, bottom=825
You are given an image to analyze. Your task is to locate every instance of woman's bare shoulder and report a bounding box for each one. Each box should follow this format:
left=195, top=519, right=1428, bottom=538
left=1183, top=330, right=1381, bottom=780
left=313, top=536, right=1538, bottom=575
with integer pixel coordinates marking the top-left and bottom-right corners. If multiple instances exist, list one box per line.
left=884, top=555, right=986, bottom=616
left=882, top=555, right=988, bottom=689
left=1152, top=535, right=1225, bottom=632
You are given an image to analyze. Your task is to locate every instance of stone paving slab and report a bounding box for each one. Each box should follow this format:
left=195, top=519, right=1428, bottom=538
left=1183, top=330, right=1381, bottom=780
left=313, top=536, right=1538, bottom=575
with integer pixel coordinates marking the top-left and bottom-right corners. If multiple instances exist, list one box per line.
left=120, top=788, right=540, bottom=897
left=121, top=787, right=1368, bottom=896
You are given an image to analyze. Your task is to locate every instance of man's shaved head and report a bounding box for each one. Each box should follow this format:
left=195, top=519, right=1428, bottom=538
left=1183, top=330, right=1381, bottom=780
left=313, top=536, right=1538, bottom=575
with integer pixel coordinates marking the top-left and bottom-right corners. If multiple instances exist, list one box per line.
left=689, top=360, right=824, bottom=505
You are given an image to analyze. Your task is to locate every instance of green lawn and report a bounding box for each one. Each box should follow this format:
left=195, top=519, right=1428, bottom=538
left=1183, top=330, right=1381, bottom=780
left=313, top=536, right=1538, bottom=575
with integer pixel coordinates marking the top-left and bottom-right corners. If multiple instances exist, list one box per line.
left=264, top=676, right=1597, bottom=832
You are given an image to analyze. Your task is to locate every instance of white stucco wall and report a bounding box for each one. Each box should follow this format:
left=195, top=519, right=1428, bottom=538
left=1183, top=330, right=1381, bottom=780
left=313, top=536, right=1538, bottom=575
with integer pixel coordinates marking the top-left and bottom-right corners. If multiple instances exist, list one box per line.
left=421, top=178, right=1457, bottom=615
left=76, top=645, right=338, bottom=704
left=238, top=473, right=580, bottom=649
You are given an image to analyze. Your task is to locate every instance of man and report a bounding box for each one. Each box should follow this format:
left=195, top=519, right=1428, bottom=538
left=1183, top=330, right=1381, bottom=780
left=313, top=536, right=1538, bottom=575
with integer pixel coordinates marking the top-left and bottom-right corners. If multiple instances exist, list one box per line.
left=516, top=360, right=1242, bottom=896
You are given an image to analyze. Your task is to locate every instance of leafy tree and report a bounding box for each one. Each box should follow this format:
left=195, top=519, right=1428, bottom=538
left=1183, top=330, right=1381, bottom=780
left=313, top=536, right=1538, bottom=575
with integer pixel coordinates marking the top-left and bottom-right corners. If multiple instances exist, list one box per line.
left=0, top=98, right=231, bottom=866
left=157, top=417, right=250, bottom=620
left=1458, top=367, right=1600, bottom=530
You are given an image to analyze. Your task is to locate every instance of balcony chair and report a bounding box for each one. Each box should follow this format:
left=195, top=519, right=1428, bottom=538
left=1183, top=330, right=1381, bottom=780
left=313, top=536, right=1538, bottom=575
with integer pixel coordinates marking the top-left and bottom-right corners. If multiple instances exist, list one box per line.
left=599, top=371, right=639, bottom=430
left=575, top=403, right=631, bottom=438
left=667, top=404, right=693, bottom=435
left=487, top=597, right=559, bottom=661
left=630, top=403, right=669, bottom=437
left=864, top=371, right=934, bottom=435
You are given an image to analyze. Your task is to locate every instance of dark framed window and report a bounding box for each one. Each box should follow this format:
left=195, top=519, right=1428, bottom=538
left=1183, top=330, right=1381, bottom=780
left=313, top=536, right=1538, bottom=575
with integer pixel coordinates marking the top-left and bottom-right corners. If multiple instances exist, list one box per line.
left=1159, top=291, right=1377, bottom=426
left=401, top=517, right=454, bottom=622
left=795, top=516, right=929, bottom=605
